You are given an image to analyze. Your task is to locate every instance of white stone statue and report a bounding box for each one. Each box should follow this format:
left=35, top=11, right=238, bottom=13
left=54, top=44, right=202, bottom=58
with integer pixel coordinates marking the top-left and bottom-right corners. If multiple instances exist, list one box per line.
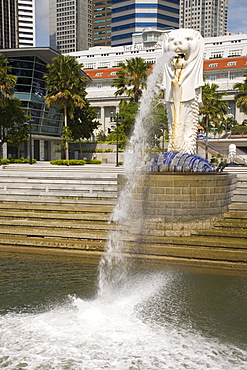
left=229, top=143, right=236, bottom=163
left=162, top=29, right=204, bottom=154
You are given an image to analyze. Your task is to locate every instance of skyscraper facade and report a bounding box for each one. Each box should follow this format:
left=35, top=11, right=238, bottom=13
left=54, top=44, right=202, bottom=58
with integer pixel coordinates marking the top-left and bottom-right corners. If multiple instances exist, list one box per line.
left=111, top=0, right=180, bottom=47
left=179, top=0, right=228, bottom=38
left=0, top=0, right=19, bottom=49
left=18, top=0, right=36, bottom=47
left=93, top=0, right=112, bottom=46
left=49, top=0, right=93, bottom=53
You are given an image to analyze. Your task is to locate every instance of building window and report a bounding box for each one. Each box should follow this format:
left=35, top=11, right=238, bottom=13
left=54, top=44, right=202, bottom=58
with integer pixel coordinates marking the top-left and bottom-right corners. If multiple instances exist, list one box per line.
left=208, top=63, right=218, bottom=68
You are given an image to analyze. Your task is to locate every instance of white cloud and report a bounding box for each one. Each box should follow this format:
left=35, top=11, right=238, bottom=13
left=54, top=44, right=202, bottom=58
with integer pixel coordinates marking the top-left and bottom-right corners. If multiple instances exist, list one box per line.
left=36, top=0, right=49, bottom=46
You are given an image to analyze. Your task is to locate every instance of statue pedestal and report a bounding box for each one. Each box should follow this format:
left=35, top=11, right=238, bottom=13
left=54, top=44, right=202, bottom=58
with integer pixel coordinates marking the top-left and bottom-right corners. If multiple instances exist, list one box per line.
left=118, top=172, right=237, bottom=229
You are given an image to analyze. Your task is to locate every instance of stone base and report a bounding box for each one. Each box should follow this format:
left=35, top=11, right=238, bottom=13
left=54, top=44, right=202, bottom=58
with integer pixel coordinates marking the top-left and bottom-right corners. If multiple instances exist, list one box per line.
left=117, top=172, right=237, bottom=235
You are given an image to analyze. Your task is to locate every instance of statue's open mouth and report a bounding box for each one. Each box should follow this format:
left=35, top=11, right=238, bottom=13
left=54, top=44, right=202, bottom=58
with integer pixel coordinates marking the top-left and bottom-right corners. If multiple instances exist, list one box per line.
left=174, top=53, right=185, bottom=59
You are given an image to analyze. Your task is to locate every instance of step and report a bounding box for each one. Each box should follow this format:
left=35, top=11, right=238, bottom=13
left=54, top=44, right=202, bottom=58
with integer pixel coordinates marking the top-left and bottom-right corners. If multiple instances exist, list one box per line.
left=231, top=195, right=247, bottom=203
left=0, top=235, right=246, bottom=265
left=0, top=195, right=117, bottom=204
left=0, top=219, right=117, bottom=231
left=141, top=234, right=246, bottom=249
left=193, top=228, right=247, bottom=239
left=224, top=211, right=247, bottom=219
left=214, top=219, right=247, bottom=228
left=0, top=190, right=117, bottom=201
left=228, top=203, right=247, bottom=211
left=0, top=225, right=111, bottom=240
left=0, top=202, right=115, bottom=213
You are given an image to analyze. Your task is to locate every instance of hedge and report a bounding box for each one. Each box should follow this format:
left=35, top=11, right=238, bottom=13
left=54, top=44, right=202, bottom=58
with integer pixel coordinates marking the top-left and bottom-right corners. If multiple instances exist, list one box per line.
left=0, top=159, right=37, bottom=165
left=50, top=159, right=102, bottom=165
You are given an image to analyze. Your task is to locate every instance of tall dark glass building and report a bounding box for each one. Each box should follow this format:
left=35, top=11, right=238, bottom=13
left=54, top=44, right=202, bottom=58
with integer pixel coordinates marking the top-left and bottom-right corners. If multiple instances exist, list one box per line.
left=0, top=0, right=19, bottom=48
left=0, top=48, right=64, bottom=161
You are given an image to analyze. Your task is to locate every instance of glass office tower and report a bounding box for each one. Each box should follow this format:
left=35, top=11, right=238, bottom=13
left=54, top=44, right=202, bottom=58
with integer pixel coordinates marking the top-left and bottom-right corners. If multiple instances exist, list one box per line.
left=111, top=0, right=179, bottom=46
left=0, top=48, right=63, bottom=160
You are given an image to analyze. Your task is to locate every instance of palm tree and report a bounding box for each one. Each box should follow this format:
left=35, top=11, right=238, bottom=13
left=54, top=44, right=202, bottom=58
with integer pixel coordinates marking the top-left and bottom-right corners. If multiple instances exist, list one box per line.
left=44, top=55, right=87, bottom=160
left=200, top=83, right=227, bottom=159
left=112, top=57, right=151, bottom=102
left=0, top=54, right=17, bottom=106
left=234, top=69, right=247, bottom=114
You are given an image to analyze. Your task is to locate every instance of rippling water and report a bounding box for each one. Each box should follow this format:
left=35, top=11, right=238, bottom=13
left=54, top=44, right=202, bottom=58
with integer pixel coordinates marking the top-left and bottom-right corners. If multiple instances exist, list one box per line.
left=0, top=251, right=246, bottom=369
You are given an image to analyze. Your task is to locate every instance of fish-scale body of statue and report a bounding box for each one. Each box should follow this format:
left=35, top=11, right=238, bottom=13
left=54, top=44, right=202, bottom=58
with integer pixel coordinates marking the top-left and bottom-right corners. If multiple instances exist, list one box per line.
left=162, top=29, right=204, bottom=154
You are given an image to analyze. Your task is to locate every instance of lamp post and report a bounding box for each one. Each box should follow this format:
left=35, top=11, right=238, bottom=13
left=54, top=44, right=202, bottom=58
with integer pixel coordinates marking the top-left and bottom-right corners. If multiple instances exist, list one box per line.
left=110, top=112, right=124, bottom=167
left=161, top=125, right=165, bottom=152
left=28, top=119, right=34, bottom=165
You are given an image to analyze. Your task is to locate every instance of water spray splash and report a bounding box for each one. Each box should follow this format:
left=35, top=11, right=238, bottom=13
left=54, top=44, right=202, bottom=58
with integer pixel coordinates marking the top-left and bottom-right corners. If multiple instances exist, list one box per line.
left=98, top=53, right=170, bottom=298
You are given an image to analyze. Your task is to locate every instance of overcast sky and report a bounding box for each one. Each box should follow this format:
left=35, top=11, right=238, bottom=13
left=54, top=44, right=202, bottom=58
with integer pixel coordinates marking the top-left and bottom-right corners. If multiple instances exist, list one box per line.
left=36, top=0, right=247, bottom=47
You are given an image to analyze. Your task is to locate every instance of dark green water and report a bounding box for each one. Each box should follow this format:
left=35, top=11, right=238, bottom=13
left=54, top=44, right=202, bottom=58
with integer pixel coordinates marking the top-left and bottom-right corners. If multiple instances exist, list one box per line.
left=0, top=250, right=246, bottom=369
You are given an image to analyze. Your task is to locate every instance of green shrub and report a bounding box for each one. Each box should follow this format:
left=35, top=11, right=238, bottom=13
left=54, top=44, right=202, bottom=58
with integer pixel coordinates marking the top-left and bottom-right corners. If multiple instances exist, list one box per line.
left=85, top=159, right=102, bottom=164
left=0, top=158, right=36, bottom=165
left=50, top=160, right=86, bottom=166
left=231, top=126, right=247, bottom=135
left=0, top=159, right=10, bottom=165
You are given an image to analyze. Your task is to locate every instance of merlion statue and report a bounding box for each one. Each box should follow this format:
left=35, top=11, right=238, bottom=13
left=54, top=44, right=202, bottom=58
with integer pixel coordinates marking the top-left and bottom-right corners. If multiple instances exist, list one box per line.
left=162, top=29, right=204, bottom=154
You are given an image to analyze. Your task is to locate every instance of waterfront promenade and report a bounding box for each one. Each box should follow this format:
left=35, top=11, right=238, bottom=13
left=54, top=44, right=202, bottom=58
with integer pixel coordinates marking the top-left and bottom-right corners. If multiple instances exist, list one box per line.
left=0, top=162, right=246, bottom=271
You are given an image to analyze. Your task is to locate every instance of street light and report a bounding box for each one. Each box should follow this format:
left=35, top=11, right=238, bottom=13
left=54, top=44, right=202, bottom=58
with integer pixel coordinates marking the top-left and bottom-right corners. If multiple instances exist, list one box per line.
left=110, top=112, right=124, bottom=167
left=28, top=119, right=34, bottom=165
left=161, top=125, right=166, bottom=152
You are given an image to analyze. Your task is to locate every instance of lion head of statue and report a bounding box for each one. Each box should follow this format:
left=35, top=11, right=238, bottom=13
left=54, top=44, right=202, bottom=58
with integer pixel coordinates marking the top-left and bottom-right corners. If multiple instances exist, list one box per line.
left=163, top=28, right=203, bottom=66
left=162, top=28, right=204, bottom=102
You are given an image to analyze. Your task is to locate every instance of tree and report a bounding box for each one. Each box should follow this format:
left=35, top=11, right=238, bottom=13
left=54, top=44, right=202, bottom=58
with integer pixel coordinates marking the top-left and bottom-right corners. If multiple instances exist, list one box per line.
left=234, top=69, right=247, bottom=114
left=68, top=101, right=100, bottom=157
left=0, top=54, right=17, bottom=106
left=0, top=98, right=29, bottom=158
left=111, top=57, right=151, bottom=102
left=0, top=54, right=28, bottom=158
left=146, top=90, right=168, bottom=150
left=69, top=101, right=99, bottom=140
left=225, top=116, right=238, bottom=132
left=200, top=83, right=227, bottom=159
left=44, top=55, right=87, bottom=160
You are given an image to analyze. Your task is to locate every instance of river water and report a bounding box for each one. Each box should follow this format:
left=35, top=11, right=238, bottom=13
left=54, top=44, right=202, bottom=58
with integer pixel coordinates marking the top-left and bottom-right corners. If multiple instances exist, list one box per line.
left=0, top=250, right=246, bottom=369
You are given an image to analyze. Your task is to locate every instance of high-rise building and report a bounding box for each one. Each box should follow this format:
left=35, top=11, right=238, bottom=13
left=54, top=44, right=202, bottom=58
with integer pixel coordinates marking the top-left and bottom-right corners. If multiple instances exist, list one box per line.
left=180, top=0, right=228, bottom=38
left=18, top=0, right=36, bottom=47
left=111, top=0, right=179, bottom=47
left=0, top=0, right=19, bottom=49
left=92, top=0, right=112, bottom=46
left=49, top=0, right=93, bottom=53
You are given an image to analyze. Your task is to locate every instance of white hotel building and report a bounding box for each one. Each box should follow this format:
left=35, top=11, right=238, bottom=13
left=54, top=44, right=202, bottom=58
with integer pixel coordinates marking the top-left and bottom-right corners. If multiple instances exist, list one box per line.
left=69, top=30, right=247, bottom=136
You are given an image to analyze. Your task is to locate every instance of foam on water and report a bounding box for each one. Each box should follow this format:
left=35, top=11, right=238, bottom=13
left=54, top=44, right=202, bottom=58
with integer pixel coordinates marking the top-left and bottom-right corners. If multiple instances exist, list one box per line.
left=1, top=272, right=246, bottom=369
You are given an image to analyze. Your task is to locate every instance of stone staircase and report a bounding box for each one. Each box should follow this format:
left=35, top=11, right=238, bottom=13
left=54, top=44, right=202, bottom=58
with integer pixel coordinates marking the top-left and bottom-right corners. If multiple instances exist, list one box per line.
left=0, top=163, right=246, bottom=270
left=0, top=163, right=123, bottom=203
